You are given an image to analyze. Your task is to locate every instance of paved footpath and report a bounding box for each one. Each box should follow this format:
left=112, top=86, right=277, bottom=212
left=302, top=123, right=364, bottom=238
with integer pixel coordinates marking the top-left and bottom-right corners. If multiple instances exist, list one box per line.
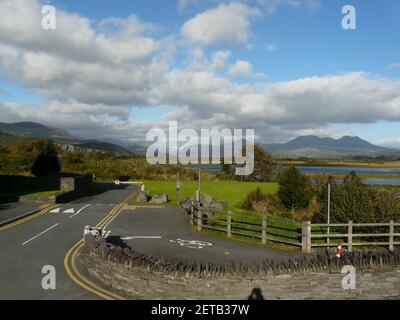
left=107, top=205, right=300, bottom=266
left=0, top=184, right=135, bottom=300
left=0, top=203, right=44, bottom=225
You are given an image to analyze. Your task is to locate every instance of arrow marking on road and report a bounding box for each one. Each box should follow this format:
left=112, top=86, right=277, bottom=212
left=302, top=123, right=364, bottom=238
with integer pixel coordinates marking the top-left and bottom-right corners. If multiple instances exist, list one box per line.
left=69, top=204, right=91, bottom=218
left=49, top=208, right=61, bottom=213
left=63, top=208, right=75, bottom=214
left=21, top=223, right=60, bottom=246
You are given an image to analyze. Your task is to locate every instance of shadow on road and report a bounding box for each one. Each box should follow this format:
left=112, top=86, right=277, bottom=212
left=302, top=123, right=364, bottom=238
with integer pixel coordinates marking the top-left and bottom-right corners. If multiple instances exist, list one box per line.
left=106, top=236, right=129, bottom=249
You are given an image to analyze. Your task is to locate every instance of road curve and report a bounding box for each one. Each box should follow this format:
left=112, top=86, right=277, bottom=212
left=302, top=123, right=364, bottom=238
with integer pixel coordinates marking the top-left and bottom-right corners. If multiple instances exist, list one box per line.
left=0, top=183, right=135, bottom=300
left=106, top=205, right=300, bottom=266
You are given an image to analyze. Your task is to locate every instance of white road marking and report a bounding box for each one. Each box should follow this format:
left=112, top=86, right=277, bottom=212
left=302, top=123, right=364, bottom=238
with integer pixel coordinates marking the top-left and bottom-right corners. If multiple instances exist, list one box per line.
left=63, top=208, right=74, bottom=214
left=0, top=208, right=41, bottom=225
left=169, top=239, right=213, bottom=249
left=49, top=208, right=60, bottom=214
left=121, top=236, right=162, bottom=240
left=69, top=204, right=91, bottom=218
left=21, top=223, right=59, bottom=246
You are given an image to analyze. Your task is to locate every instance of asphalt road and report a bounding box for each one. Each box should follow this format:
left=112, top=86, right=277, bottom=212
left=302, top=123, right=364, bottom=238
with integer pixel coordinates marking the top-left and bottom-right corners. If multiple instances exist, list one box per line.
left=0, top=183, right=135, bottom=300
left=108, top=205, right=300, bottom=266
left=0, top=203, right=43, bottom=225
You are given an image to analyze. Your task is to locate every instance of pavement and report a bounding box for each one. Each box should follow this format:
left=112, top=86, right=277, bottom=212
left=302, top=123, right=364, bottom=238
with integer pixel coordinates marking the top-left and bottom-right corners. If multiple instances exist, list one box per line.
left=0, top=183, right=299, bottom=300
left=0, top=183, right=135, bottom=300
left=107, top=205, right=300, bottom=266
left=0, top=203, right=44, bottom=225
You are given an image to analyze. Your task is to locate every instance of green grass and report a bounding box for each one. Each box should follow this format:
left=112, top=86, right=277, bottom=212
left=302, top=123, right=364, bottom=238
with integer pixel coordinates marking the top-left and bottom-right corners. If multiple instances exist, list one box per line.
left=141, top=180, right=279, bottom=211
left=28, top=190, right=60, bottom=197
left=140, top=180, right=302, bottom=249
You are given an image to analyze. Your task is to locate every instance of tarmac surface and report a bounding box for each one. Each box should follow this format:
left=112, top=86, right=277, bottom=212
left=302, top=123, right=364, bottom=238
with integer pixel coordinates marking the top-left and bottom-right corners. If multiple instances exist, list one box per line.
left=0, top=183, right=134, bottom=299
left=107, top=205, right=300, bottom=265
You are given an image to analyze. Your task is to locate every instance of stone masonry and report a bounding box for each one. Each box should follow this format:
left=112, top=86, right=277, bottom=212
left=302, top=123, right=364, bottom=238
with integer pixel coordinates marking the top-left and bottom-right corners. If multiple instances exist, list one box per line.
left=80, top=234, right=400, bottom=300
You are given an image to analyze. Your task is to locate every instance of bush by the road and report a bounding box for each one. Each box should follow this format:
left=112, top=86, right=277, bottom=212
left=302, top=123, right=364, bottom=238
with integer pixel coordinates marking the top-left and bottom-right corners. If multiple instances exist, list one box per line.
left=278, top=166, right=314, bottom=210
left=314, top=172, right=400, bottom=223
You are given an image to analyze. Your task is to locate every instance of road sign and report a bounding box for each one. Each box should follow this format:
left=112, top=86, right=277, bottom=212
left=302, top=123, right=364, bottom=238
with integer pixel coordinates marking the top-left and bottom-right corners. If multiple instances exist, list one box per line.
left=114, top=180, right=120, bottom=185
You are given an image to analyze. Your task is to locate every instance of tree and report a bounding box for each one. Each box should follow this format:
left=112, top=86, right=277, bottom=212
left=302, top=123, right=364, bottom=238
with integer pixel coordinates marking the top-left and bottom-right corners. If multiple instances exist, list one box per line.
left=278, top=166, right=313, bottom=210
left=314, top=172, right=400, bottom=223
left=243, top=145, right=277, bottom=182
left=31, top=143, right=61, bottom=177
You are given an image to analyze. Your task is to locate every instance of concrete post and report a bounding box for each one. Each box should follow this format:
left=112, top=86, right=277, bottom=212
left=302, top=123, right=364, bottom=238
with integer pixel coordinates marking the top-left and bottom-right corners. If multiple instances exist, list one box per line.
left=227, top=211, right=232, bottom=239
left=262, top=215, right=267, bottom=244
left=389, top=220, right=394, bottom=252
left=348, top=220, right=353, bottom=253
left=302, top=221, right=312, bottom=254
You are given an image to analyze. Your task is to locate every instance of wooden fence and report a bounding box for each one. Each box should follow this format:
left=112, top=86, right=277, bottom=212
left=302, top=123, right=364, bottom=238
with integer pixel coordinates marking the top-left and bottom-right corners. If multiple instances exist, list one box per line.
left=190, top=207, right=400, bottom=254
left=190, top=208, right=303, bottom=248
left=303, top=221, right=400, bottom=254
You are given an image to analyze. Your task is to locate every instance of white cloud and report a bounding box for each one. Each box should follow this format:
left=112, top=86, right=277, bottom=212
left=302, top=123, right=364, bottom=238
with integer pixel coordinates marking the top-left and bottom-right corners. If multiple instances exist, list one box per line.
left=0, top=0, right=399, bottom=146
left=385, top=63, right=400, bottom=72
left=181, top=2, right=261, bottom=46
left=228, top=60, right=253, bottom=78
left=265, top=43, right=278, bottom=52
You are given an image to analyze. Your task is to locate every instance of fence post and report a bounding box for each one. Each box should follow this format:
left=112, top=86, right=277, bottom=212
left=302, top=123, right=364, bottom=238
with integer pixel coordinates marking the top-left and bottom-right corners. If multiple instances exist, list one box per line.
left=348, top=220, right=353, bottom=253
left=197, top=209, right=202, bottom=232
left=302, top=221, right=311, bottom=254
left=227, top=211, right=232, bottom=239
left=262, top=215, right=267, bottom=244
left=190, top=205, right=194, bottom=225
left=389, top=220, right=394, bottom=252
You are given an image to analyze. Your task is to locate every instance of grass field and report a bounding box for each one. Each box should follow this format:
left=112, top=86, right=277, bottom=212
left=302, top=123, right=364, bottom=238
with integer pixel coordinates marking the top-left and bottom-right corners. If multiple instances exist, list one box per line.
left=142, top=180, right=279, bottom=212
left=140, top=180, right=302, bottom=249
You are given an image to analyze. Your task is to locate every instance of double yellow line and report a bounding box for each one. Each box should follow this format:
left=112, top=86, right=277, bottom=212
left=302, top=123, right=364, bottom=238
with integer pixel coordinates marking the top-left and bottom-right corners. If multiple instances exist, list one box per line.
left=0, top=204, right=57, bottom=232
left=64, top=192, right=136, bottom=300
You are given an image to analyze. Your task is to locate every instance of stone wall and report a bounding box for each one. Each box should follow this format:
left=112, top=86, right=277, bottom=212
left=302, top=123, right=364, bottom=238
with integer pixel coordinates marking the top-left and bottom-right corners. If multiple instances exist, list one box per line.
left=80, top=235, right=400, bottom=300
left=0, top=175, right=59, bottom=194
left=60, top=175, right=93, bottom=193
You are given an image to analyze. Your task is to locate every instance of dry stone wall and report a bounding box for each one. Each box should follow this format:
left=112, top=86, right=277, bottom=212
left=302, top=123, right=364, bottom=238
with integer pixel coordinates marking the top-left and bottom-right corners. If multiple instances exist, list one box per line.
left=80, top=235, right=400, bottom=300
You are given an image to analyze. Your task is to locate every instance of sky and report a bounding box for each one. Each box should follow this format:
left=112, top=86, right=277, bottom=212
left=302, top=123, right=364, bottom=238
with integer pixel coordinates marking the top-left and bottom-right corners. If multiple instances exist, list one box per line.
left=0, top=0, right=400, bottom=147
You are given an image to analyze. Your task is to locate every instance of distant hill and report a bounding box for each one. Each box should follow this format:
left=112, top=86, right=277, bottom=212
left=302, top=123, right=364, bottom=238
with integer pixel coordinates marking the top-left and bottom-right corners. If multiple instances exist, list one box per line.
left=0, top=131, right=32, bottom=145
left=0, top=122, right=74, bottom=142
left=261, top=135, right=400, bottom=159
left=76, top=140, right=131, bottom=155
left=0, top=122, right=132, bottom=155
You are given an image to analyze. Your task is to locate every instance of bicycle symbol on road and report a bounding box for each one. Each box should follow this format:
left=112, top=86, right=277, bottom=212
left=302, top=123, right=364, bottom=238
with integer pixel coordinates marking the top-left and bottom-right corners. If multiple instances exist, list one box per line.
left=169, top=239, right=213, bottom=249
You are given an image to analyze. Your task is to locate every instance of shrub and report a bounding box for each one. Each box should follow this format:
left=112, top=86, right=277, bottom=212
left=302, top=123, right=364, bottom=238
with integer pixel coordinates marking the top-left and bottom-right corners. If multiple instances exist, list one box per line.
left=241, top=188, right=268, bottom=210
left=278, top=166, right=313, bottom=210
left=313, top=172, right=400, bottom=223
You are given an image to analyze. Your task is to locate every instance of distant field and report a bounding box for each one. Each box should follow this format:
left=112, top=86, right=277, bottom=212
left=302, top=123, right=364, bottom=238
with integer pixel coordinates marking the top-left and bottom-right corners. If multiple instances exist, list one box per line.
left=142, top=180, right=278, bottom=212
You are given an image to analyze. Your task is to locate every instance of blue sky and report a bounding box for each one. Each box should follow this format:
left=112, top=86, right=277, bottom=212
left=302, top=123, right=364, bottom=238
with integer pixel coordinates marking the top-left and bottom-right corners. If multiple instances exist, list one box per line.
left=0, top=0, right=400, bottom=146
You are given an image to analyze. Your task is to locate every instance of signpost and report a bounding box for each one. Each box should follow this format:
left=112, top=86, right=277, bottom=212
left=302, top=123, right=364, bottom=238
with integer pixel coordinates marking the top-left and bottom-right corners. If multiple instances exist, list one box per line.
left=176, top=180, right=181, bottom=205
left=327, top=183, right=331, bottom=250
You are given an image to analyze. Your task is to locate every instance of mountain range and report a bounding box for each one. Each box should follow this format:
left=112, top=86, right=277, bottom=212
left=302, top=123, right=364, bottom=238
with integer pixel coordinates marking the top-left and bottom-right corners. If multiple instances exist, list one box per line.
left=0, top=122, right=132, bottom=155
left=1, top=121, right=399, bottom=159
left=261, top=135, right=400, bottom=159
